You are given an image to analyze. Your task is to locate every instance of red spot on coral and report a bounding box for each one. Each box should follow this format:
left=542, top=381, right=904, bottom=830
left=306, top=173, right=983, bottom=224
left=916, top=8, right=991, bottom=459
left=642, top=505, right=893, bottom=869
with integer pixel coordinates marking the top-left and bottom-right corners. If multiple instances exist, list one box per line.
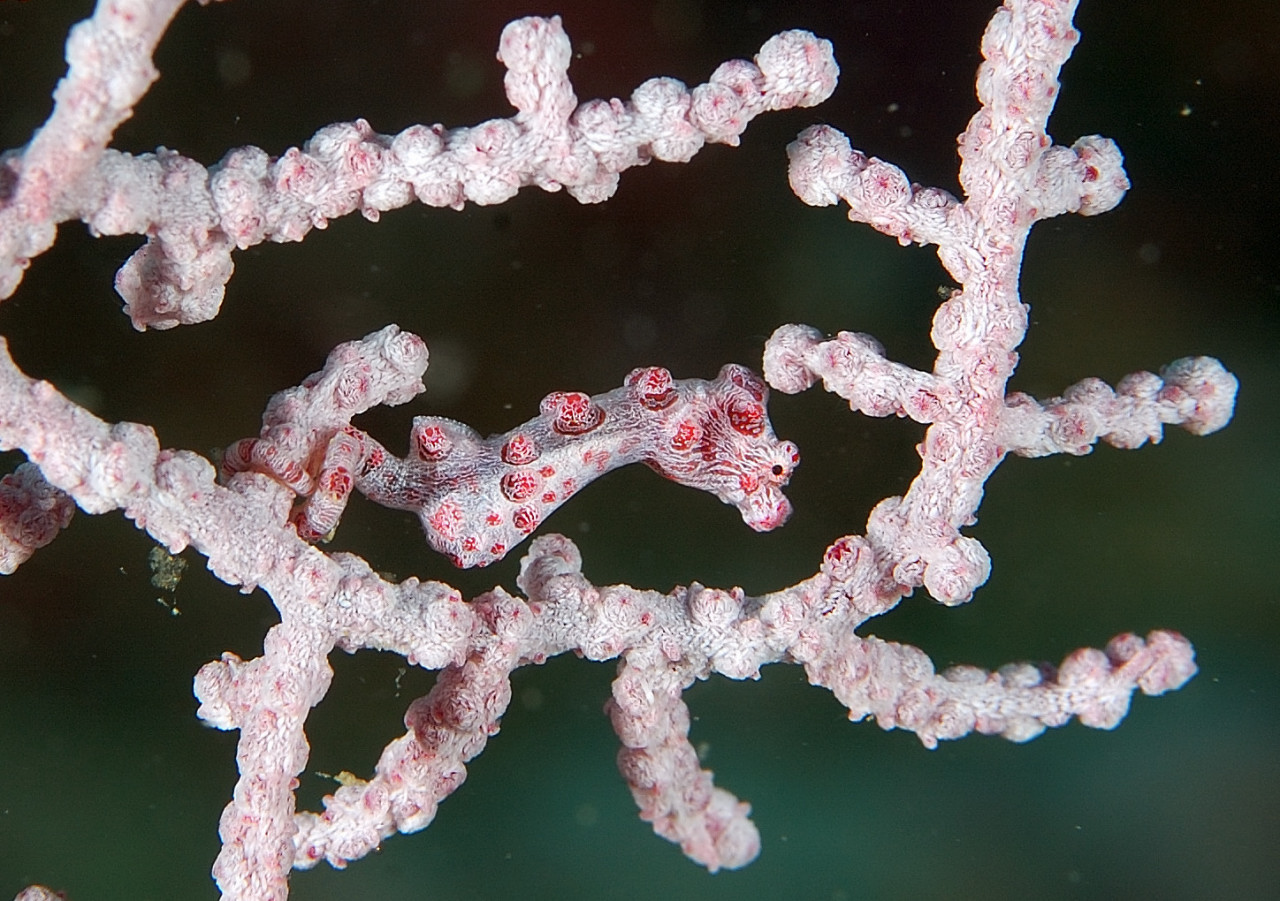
left=583, top=449, right=610, bottom=471
left=826, top=537, right=855, bottom=566
left=541, top=391, right=604, bottom=435
left=513, top=506, right=540, bottom=534
left=486, top=511, right=502, bottom=527
left=415, top=423, right=451, bottom=461
left=501, top=470, right=539, bottom=501
left=727, top=397, right=765, bottom=436
left=428, top=501, right=464, bottom=540
left=501, top=433, right=539, bottom=465
left=626, top=366, right=677, bottom=410
left=672, top=421, right=699, bottom=451
left=324, top=467, right=352, bottom=498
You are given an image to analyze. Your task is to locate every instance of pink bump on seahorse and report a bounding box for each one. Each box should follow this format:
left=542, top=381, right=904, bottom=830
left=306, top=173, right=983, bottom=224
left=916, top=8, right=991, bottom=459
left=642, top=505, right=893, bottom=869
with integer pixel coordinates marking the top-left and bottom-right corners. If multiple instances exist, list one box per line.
left=226, top=332, right=798, bottom=568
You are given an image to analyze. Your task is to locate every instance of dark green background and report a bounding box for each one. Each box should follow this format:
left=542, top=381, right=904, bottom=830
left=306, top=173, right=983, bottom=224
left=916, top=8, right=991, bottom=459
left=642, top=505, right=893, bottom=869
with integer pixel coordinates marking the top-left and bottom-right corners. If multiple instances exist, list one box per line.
left=2, top=1, right=1276, bottom=898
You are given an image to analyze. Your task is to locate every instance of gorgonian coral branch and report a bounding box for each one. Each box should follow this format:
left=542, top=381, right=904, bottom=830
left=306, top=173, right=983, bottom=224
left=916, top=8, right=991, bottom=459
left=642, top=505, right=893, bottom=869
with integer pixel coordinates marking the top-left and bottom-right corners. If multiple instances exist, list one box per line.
left=1, top=13, right=837, bottom=330
left=771, top=0, right=1236, bottom=610
left=0, top=462, right=75, bottom=574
